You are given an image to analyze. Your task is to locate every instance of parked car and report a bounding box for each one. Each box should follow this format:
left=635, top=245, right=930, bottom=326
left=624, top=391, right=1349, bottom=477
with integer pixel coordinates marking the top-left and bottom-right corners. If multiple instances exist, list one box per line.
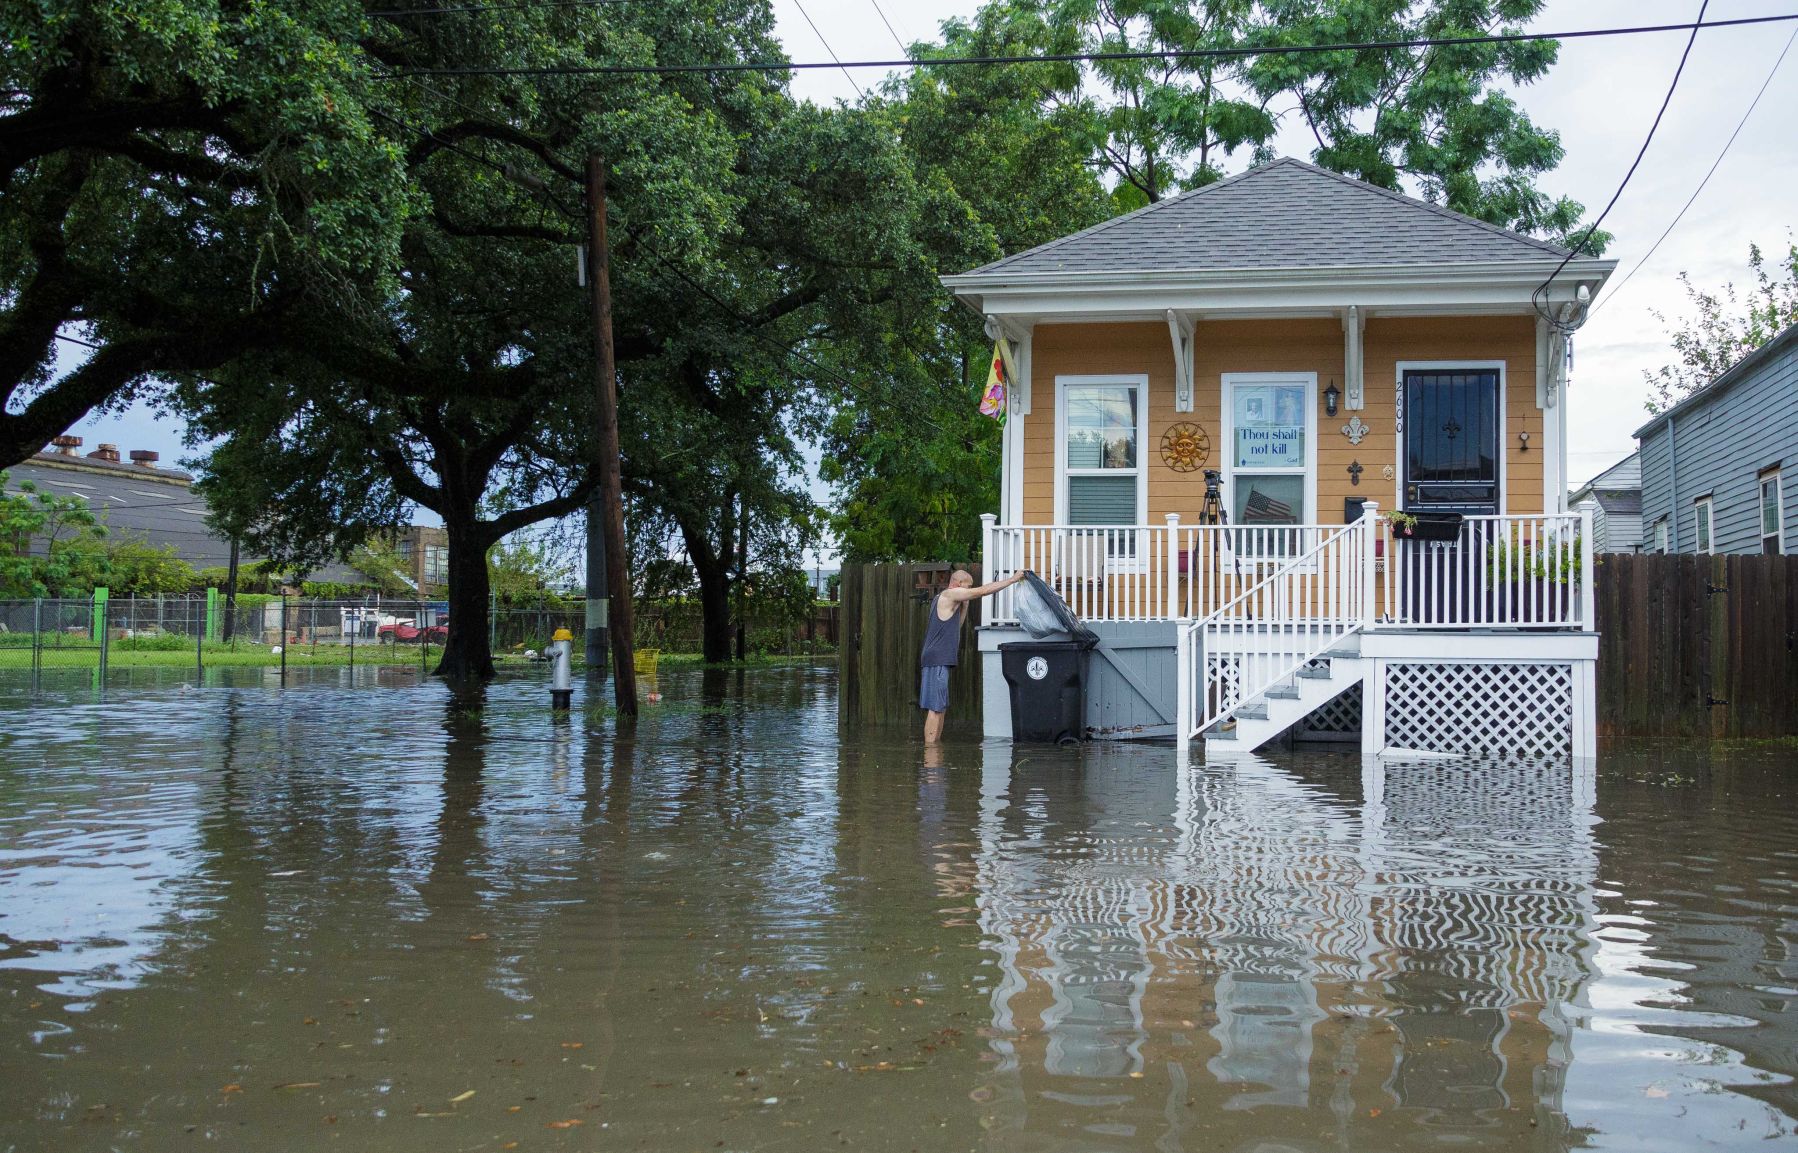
left=378, top=620, right=448, bottom=644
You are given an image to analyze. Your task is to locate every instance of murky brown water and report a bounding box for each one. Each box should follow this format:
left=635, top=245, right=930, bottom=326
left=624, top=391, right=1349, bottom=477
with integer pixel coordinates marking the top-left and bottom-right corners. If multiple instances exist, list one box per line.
left=3, top=665, right=1797, bottom=1152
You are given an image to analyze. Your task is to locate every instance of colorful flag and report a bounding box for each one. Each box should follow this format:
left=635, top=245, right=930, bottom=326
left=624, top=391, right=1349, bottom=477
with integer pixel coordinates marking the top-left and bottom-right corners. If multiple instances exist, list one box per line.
left=979, top=341, right=1007, bottom=419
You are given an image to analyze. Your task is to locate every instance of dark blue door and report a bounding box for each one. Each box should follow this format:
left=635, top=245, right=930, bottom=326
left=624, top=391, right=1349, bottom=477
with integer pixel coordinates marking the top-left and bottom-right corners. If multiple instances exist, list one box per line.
left=1403, top=369, right=1499, bottom=514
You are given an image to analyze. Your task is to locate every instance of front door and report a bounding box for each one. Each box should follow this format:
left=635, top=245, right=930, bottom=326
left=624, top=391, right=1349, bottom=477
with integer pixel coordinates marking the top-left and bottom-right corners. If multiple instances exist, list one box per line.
left=1402, top=368, right=1499, bottom=514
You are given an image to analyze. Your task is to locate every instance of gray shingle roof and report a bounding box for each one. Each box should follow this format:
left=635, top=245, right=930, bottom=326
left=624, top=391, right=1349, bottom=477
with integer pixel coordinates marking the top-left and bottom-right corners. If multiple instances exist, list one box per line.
left=959, top=157, right=1572, bottom=278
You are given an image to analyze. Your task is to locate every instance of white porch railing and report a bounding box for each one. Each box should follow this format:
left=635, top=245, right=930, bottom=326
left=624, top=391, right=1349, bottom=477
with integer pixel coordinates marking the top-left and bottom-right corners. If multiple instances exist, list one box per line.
left=1176, top=511, right=1376, bottom=739
left=978, top=503, right=1597, bottom=632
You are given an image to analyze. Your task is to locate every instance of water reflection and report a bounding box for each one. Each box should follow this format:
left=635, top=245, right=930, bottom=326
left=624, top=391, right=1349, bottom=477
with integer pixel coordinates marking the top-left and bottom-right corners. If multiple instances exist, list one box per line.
left=0, top=666, right=1795, bottom=1151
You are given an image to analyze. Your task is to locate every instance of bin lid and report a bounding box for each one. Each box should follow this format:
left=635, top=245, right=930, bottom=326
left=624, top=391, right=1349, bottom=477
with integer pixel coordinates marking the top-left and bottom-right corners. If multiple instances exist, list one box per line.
left=1013, top=572, right=1099, bottom=648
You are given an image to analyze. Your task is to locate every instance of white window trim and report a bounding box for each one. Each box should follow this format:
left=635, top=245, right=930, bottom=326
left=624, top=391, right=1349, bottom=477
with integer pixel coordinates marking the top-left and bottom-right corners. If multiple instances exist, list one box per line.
left=1761, top=469, right=1784, bottom=554
left=1653, top=517, right=1669, bottom=554
left=1220, top=371, right=1317, bottom=526
left=1693, top=496, right=1713, bottom=555
left=1054, top=374, right=1150, bottom=527
left=1393, top=360, right=1509, bottom=515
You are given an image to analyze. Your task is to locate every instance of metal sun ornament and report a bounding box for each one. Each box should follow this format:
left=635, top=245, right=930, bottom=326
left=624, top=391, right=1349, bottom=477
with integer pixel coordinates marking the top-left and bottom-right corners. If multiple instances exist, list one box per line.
left=1159, top=422, right=1211, bottom=473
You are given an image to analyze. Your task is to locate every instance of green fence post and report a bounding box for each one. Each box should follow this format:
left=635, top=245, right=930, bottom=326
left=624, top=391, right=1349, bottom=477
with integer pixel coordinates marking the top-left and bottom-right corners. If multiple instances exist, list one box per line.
left=206, top=586, right=219, bottom=642
left=92, top=587, right=108, bottom=644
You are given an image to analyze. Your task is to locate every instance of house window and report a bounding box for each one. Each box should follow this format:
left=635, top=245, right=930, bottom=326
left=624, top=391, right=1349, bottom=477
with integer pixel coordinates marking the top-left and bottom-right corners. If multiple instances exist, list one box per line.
left=1761, top=469, right=1784, bottom=555
left=423, top=543, right=449, bottom=584
left=1653, top=518, right=1669, bottom=554
left=1060, top=379, right=1145, bottom=527
left=1226, top=376, right=1311, bottom=526
left=1694, top=497, right=1713, bottom=554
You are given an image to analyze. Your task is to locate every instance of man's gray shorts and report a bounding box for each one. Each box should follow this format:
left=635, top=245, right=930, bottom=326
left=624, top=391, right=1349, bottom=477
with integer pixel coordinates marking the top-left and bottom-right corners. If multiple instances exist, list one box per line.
left=919, top=665, right=951, bottom=713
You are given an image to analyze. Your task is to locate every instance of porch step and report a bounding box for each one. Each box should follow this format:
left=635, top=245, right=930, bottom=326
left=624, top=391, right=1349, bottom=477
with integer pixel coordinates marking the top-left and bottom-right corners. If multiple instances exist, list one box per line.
left=1203, top=656, right=1366, bottom=759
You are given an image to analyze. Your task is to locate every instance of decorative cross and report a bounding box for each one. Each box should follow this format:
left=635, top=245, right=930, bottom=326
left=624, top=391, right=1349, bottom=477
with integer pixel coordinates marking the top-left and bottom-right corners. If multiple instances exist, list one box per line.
left=1347, top=460, right=1363, bottom=486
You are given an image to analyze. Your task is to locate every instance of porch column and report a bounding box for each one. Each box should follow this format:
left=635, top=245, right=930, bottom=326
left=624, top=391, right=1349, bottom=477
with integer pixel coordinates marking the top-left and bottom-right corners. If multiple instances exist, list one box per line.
left=1166, top=310, right=1195, bottom=413
left=1537, top=315, right=1570, bottom=511
left=1341, top=305, right=1365, bottom=410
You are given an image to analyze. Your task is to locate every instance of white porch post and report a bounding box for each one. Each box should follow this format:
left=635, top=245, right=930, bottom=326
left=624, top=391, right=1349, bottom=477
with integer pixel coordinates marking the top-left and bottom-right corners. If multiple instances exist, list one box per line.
left=1359, top=500, right=1379, bottom=629
left=1175, top=619, right=1194, bottom=747
left=1577, top=500, right=1596, bottom=629
left=1361, top=658, right=1387, bottom=758
left=1165, top=513, right=1181, bottom=620
left=980, top=513, right=997, bottom=627
left=1341, top=305, right=1365, bottom=410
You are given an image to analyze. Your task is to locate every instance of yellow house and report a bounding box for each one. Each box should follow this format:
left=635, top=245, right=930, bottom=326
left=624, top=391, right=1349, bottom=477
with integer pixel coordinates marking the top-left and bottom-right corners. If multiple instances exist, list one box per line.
left=944, top=159, right=1614, bottom=758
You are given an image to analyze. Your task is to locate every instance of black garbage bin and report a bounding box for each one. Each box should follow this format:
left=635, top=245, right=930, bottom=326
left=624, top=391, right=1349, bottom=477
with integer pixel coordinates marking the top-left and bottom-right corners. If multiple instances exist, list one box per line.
left=1000, top=640, right=1087, bottom=744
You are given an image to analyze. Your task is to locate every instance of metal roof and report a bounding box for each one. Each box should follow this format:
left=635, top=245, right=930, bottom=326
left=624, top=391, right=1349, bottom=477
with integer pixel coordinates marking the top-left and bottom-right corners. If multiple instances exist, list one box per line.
left=2, top=453, right=362, bottom=581
left=956, top=156, right=1575, bottom=279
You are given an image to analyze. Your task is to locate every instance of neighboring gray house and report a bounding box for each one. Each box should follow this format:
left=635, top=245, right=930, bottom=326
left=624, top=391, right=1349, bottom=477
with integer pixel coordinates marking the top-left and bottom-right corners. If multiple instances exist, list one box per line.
left=1635, top=322, right=1798, bottom=554
left=1567, top=451, right=1641, bottom=554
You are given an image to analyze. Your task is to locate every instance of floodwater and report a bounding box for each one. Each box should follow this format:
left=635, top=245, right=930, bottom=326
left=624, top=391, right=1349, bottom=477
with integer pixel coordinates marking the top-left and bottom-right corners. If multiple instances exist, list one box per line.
left=2, top=667, right=1798, bottom=1152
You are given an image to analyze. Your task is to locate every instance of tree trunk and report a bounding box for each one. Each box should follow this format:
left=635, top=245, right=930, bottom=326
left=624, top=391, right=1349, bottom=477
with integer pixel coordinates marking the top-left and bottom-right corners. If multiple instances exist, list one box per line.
left=434, top=517, right=496, bottom=682
left=677, top=512, right=734, bottom=665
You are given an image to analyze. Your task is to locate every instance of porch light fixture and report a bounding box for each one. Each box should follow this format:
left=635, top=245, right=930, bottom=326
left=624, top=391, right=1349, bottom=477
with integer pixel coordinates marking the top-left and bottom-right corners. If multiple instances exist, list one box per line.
left=1518, top=429, right=1532, bottom=453
left=1323, top=379, right=1341, bottom=417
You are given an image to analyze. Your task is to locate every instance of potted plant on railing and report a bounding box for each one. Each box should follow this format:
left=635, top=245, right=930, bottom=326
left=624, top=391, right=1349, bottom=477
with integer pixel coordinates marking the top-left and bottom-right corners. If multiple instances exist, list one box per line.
left=1484, top=529, right=1583, bottom=623
left=1384, top=510, right=1419, bottom=538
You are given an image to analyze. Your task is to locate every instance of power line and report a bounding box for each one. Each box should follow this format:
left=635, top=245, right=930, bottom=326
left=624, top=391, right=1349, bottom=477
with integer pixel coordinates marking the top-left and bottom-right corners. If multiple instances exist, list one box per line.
left=791, top=0, right=863, bottom=99
left=375, top=13, right=1798, bottom=78
left=867, top=0, right=909, bottom=57
left=1591, top=21, right=1798, bottom=317
left=1533, top=0, right=1712, bottom=326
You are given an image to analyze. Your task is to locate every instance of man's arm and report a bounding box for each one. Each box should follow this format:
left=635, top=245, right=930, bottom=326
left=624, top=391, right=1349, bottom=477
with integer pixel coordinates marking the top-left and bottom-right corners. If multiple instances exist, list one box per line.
left=941, top=570, right=1030, bottom=603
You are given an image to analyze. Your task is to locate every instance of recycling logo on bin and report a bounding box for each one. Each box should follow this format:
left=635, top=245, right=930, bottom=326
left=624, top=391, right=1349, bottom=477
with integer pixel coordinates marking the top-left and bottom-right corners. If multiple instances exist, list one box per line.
left=1025, top=656, right=1049, bottom=681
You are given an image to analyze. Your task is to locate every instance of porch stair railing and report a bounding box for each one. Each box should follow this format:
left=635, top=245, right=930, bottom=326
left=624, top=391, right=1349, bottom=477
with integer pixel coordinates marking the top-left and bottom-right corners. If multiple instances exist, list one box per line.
left=1176, top=504, right=1378, bottom=744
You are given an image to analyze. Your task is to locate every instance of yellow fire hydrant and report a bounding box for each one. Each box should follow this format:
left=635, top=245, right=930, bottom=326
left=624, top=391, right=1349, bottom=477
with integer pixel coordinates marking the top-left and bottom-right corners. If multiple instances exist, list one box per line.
left=548, top=627, right=574, bottom=710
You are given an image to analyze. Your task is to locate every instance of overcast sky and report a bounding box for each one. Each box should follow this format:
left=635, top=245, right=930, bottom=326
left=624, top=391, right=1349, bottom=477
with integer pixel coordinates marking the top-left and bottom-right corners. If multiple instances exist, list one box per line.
left=67, top=0, right=1798, bottom=506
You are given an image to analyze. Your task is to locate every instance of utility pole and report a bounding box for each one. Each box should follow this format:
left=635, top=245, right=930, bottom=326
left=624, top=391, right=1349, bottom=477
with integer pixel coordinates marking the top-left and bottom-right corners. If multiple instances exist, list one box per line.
left=585, top=154, right=637, bottom=714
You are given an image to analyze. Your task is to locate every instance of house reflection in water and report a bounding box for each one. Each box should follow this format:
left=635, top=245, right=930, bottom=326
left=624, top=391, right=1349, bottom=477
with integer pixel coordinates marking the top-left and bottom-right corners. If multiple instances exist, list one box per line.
left=963, top=748, right=1601, bottom=1148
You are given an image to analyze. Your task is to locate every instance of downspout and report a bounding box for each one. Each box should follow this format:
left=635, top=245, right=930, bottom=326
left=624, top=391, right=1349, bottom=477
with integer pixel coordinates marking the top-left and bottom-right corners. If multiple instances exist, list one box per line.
left=1666, top=414, right=1679, bottom=553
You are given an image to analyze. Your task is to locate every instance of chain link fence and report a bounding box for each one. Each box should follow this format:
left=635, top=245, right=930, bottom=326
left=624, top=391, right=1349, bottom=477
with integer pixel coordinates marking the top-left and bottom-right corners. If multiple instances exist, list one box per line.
left=0, top=592, right=838, bottom=679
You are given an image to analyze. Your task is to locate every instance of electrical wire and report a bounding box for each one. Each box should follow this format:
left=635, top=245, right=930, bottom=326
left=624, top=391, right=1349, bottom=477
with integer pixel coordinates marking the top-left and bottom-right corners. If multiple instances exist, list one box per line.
left=1590, top=20, right=1798, bottom=317
left=867, top=0, right=909, bottom=57
left=374, top=13, right=1798, bottom=78
left=791, top=0, right=864, bottom=99
left=1533, top=0, right=1710, bottom=327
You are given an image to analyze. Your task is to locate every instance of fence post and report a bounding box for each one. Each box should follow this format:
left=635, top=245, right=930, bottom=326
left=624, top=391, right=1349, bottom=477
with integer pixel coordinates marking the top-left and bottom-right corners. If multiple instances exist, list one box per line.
left=349, top=604, right=356, bottom=670
left=979, top=513, right=997, bottom=627
left=419, top=600, right=427, bottom=675
left=1175, top=619, right=1193, bottom=747
left=206, top=586, right=219, bottom=642
left=1577, top=500, right=1597, bottom=629
left=32, top=597, right=41, bottom=678
left=1359, top=501, right=1380, bottom=629
left=91, top=586, right=108, bottom=644
left=280, top=593, right=288, bottom=684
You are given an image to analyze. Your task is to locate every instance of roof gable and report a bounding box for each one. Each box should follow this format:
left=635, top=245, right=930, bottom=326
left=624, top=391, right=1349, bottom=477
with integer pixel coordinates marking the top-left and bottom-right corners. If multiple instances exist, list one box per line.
left=960, top=157, right=1571, bottom=279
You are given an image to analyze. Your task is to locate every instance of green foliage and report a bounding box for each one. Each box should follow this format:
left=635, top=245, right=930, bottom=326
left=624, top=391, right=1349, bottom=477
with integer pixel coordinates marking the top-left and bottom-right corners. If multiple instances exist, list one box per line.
left=488, top=536, right=576, bottom=602
left=347, top=538, right=416, bottom=597
left=0, top=0, right=410, bottom=466
left=0, top=472, right=102, bottom=596
left=102, top=539, right=197, bottom=596
left=1645, top=240, right=1798, bottom=415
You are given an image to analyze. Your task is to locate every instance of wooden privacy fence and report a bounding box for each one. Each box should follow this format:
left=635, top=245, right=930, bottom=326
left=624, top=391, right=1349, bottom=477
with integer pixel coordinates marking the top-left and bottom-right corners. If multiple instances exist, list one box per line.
left=1597, top=553, right=1798, bottom=739
left=839, top=563, right=983, bottom=733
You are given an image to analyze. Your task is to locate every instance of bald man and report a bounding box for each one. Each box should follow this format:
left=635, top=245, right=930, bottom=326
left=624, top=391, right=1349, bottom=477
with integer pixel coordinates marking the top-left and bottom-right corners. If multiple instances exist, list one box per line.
left=920, top=567, right=1028, bottom=744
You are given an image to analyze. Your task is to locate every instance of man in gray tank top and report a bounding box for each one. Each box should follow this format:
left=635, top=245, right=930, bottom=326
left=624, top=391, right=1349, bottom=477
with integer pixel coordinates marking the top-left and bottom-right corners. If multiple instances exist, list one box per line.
left=921, top=567, right=1028, bottom=744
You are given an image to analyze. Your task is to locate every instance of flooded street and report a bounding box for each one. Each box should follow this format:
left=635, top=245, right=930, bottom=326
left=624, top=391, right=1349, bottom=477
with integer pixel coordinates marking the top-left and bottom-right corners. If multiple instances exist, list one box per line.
left=3, top=666, right=1797, bottom=1152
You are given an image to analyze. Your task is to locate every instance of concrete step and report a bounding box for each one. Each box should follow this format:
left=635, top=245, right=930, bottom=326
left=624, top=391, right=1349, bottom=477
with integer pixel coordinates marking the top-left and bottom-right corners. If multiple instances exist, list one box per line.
left=1297, top=663, right=1333, bottom=680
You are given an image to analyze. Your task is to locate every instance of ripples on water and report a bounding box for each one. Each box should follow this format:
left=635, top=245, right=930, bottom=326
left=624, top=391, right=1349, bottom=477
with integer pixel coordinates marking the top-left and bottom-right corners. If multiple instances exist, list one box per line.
left=1, top=665, right=1797, bottom=1152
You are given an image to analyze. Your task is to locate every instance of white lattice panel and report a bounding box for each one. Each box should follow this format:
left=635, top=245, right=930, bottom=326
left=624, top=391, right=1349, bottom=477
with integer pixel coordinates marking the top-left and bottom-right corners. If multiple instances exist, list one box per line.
left=1383, top=661, right=1573, bottom=759
left=1296, top=683, right=1362, bottom=736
